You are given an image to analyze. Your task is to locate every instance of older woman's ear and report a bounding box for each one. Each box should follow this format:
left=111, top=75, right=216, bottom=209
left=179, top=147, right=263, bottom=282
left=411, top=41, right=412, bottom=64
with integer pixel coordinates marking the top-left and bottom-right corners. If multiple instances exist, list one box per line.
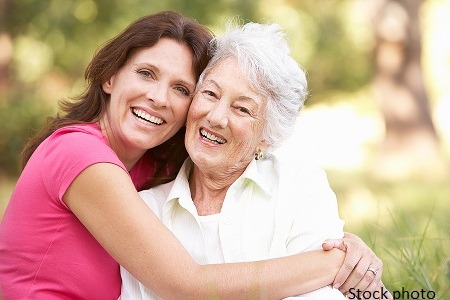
left=258, top=139, right=270, bottom=152
left=254, top=140, right=271, bottom=160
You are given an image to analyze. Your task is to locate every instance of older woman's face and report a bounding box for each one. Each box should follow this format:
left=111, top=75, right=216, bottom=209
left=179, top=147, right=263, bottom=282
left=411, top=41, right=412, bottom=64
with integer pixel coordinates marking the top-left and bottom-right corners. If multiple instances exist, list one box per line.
left=185, top=57, right=268, bottom=174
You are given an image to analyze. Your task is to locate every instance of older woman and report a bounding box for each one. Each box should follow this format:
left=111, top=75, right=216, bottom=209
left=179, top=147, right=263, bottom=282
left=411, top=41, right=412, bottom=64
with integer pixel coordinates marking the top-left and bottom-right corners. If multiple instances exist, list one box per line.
left=120, top=22, right=390, bottom=299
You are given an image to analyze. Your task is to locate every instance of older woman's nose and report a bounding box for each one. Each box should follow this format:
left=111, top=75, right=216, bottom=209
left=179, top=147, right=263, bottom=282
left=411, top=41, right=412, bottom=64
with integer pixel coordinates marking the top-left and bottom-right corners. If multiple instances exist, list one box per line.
left=206, top=103, right=228, bottom=128
left=146, top=85, right=169, bottom=108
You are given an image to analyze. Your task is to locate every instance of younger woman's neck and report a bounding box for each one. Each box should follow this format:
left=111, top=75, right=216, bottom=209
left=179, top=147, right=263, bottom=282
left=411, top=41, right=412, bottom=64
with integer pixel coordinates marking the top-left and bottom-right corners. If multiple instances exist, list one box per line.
left=97, top=119, right=143, bottom=171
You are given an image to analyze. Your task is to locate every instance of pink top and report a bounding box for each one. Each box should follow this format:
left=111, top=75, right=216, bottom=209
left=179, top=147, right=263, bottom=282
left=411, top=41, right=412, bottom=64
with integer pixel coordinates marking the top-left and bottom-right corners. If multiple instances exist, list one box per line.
left=0, top=124, right=158, bottom=299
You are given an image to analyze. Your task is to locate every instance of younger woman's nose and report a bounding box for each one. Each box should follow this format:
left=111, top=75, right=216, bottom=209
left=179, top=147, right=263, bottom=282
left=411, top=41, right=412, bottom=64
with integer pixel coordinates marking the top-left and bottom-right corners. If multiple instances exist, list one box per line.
left=146, top=84, right=169, bottom=108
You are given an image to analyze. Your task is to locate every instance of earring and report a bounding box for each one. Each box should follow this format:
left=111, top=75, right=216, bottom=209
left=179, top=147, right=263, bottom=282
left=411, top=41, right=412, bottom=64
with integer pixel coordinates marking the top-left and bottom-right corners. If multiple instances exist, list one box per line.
left=254, top=150, right=264, bottom=161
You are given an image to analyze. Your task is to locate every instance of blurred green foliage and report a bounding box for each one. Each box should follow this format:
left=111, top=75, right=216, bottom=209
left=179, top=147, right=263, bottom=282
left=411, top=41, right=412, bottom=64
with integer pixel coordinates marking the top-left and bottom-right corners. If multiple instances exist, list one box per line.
left=0, top=92, right=53, bottom=174
left=0, top=0, right=372, bottom=175
left=330, top=170, right=450, bottom=298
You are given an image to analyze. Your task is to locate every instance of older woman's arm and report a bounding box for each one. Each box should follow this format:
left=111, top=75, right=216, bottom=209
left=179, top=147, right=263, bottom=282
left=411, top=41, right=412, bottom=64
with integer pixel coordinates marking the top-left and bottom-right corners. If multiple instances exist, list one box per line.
left=65, top=163, right=345, bottom=299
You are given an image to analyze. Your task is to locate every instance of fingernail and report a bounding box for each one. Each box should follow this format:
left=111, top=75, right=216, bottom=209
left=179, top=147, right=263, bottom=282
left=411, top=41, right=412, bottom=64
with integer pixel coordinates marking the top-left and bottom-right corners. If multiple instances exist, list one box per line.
left=333, top=282, right=341, bottom=289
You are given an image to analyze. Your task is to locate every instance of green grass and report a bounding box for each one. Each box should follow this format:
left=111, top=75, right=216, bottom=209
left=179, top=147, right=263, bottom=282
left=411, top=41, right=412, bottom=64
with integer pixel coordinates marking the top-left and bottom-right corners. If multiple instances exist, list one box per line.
left=328, top=169, right=450, bottom=299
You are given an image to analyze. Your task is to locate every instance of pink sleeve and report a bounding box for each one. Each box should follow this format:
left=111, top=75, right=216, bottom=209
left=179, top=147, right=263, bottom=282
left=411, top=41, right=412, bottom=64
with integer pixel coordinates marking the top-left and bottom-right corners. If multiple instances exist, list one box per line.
left=40, top=129, right=128, bottom=208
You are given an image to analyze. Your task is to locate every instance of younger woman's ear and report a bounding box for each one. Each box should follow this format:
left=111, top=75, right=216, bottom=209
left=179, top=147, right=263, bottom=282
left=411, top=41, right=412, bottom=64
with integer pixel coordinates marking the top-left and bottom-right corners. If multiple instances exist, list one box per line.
left=102, top=76, right=115, bottom=94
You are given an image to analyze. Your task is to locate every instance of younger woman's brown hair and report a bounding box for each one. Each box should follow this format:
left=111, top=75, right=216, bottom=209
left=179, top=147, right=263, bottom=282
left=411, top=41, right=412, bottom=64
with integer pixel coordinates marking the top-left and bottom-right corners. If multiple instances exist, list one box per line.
left=21, top=11, right=213, bottom=186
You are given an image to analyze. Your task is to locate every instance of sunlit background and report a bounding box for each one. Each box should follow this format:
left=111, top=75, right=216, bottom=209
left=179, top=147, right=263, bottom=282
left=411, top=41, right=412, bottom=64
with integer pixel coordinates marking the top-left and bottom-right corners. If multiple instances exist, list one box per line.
left=0, top=0, right=449, bottom=296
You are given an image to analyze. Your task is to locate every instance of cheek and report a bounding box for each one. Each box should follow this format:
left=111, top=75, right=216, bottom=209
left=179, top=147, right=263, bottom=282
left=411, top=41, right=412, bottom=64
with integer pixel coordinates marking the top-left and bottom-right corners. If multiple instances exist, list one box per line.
left=235, top=121, right=264, bottom=148
left=187, top=99, right=207, bottom=120
left=173, top=101, right=191, bottom=122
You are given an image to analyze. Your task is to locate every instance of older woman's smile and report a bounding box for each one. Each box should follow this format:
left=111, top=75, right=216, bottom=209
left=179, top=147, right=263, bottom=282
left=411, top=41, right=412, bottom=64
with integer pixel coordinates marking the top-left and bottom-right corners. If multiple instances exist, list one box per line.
left=199, top=128, right=227, bottom=144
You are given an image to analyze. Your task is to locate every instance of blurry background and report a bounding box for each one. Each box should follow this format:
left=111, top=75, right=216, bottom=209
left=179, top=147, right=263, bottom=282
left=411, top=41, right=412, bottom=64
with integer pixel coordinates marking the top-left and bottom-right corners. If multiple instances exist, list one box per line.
left=0, top=0, right=449, bottom=296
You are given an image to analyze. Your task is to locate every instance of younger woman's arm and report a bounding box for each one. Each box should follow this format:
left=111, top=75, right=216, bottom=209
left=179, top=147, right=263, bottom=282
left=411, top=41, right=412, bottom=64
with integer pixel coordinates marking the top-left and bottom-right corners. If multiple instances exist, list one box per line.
left=64, top=163, right=345, bottom=299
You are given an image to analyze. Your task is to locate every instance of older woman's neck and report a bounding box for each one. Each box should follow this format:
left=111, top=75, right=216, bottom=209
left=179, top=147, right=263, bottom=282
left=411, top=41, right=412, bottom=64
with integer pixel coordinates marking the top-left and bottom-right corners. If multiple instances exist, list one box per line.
left=189, top=166, right=243, bottom=216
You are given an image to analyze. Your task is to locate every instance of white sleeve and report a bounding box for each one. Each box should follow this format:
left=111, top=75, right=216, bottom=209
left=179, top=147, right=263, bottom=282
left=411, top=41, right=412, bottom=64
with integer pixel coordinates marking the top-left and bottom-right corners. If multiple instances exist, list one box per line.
left=284, top=168, right=346, bottom=300
left=286, top=167, right=344, bottom=254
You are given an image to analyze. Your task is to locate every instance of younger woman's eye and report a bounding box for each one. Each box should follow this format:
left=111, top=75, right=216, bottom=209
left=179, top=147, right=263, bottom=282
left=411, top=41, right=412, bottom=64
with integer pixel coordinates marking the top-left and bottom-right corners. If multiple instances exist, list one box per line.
left=175, top=86, right=190, bottom=97
left=136, top=69, right=154, bottom=79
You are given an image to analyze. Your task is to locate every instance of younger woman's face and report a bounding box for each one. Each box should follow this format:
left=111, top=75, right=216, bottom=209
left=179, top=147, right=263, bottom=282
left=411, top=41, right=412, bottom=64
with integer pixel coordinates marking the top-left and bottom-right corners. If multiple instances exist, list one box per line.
left=101, top=38, right=196, bottom=159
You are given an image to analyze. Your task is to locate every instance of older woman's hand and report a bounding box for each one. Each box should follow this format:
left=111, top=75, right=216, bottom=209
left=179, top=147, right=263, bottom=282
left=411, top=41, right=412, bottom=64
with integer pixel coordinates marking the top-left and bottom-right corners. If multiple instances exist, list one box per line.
left=322, top=232, right=393, bottom=300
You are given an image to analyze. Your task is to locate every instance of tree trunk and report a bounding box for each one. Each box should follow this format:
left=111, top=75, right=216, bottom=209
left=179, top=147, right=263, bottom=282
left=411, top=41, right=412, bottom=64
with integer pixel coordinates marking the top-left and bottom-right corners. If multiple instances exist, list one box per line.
left=371, top=0, right=447, bottom=179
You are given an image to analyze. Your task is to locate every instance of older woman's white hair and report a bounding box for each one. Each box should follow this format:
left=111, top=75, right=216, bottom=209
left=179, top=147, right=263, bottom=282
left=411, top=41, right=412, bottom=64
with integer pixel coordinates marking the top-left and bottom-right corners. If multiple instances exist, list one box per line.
left=197, top=21, right=308, bottom=151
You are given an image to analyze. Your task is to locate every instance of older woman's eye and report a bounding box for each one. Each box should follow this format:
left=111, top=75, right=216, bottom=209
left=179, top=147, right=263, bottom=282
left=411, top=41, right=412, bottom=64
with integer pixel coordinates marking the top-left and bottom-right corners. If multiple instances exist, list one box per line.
left=201, top=90, right=217, bottom=99
left=238, top=107, right=251, bottom=115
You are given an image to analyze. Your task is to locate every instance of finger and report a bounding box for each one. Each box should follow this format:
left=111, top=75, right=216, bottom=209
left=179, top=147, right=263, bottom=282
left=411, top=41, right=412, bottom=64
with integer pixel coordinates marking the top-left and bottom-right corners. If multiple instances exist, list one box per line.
left=365, top=279, right=391, bottom=300
left=357, top=282, right=392, bottom=300
left=322, top=239, right=346, bottom=251
left=359, top=258, right=383, bottom=292
left=345, top=280, right=381, bottom=299
left=340, top=257, right=372, bottom=293
left=343, top=255, right=381, bottom=292
left=332, top=244, right=362, bottom=290
left=381, top=284, right=394, bottom=300
left=352, top=265, right=381, bottom=293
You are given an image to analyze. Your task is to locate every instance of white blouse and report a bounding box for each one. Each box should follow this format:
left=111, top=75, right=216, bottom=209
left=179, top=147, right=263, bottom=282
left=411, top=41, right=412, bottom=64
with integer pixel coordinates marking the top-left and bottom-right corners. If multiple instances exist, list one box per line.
left=198, top=213, right=225, bottom=264
left=120, top=156, right=346, bottom=299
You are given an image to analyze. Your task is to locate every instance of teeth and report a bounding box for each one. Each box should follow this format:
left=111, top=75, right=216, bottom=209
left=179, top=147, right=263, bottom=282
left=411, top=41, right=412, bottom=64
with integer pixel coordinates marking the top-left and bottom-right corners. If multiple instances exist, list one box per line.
left=200, top=129, right=227, bottom=144
left=132, top=108, right=163, bottom=125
